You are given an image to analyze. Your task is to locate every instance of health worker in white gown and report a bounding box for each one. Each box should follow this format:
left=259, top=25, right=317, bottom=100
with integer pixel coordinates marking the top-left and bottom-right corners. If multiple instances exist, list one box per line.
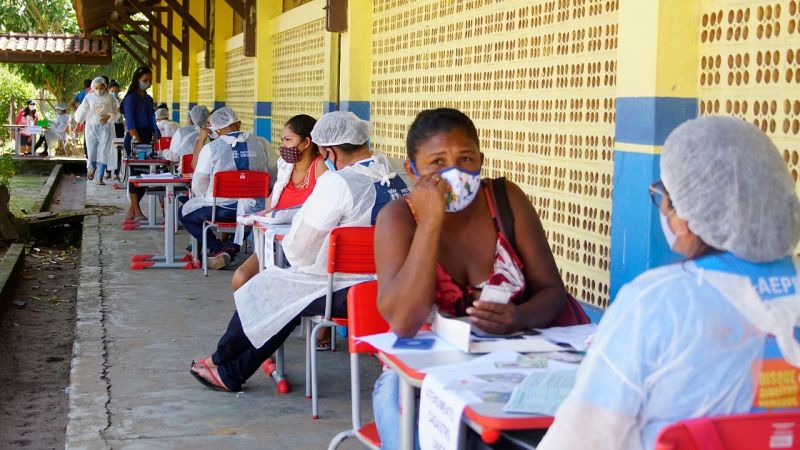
left=538, top=116, right=800, bottom=450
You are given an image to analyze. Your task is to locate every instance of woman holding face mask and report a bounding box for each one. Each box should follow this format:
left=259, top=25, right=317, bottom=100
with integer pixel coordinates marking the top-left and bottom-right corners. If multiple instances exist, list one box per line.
left=372, top=108, right=587, bottom=449
left=121, top=67, right=157, bottom=220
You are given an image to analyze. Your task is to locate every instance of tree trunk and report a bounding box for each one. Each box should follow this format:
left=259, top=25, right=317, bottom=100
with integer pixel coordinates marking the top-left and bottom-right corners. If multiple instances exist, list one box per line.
left=0, top=185, right=20, bottom=241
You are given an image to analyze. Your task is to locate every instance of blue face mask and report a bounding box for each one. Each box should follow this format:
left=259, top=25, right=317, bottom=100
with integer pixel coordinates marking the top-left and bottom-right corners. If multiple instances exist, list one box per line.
left=324, top=150, right=337, bottom=171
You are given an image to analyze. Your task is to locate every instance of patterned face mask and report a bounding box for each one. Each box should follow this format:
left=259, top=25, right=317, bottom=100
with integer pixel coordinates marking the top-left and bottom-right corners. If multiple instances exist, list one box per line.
left=439, top=166, right=481, bottom=212
left=279, top=146, right=302, bottom=164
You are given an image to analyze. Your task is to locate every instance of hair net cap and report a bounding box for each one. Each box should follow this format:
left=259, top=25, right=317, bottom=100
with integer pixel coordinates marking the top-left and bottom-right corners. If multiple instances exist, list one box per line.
left=55, top=102, right=67, bottom=110
left=91, top=77, right=107, bottom=89
left=155, top=108, right=169, bottom=120
left=310, top=111, right=370, bottom=146
left=209, top=107, right=240, bottom=131
left=661, top=115, right=800, bottom=262
left=189, top=105, right=209, bottom=127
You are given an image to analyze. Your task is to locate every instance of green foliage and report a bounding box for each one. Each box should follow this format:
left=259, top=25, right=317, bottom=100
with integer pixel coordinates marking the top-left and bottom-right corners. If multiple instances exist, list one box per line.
left=0, top=0, right=138, bottom=104
left=0, top=153, right=19, bottom=187
left=0, top=65, right=36, bottom=141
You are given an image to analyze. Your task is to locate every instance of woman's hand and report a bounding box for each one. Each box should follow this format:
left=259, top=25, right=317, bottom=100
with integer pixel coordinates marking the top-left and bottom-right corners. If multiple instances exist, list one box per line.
left=99, top=114, right=110, bottom=124
left=409, top=173, right=448, bottom=228
left=467, top=301, right=522, bottom=335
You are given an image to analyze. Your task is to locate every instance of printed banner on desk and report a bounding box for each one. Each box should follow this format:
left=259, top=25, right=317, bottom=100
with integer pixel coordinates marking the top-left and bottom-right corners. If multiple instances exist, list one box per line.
left=419, top=373, right=467, bottom=450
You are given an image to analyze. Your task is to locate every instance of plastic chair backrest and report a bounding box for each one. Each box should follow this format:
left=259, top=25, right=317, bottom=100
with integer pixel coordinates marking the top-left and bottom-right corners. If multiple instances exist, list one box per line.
left=156, top=136, right=172, bottom=151
left=654, top=412, right=800, bottom=450
left=212, top=170, right=270, bottom=199
left=347, top=281, right=389, bottom=354
left=327, top=226, right=376, bottom=275
left=180, top=153, right=194, bottom=175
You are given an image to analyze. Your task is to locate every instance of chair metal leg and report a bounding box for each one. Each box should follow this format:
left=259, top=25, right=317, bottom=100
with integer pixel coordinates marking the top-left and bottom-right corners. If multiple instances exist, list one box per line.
left=328, top=430, right=354, bottom=450
left=310, top=321, right=325, bottom=419
left=202, top=223, right=209, bottom=276
left=305, top=317, right=313, bottom=400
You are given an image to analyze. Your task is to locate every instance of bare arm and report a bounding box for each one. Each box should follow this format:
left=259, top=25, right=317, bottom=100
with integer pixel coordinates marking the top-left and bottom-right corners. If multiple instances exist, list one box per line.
left=191, top=128, right=208, bottom=169
left=376, top=174, right=448, bottom=337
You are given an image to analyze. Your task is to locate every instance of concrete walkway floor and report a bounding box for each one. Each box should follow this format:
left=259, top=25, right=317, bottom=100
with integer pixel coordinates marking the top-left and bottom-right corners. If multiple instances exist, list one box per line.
left=66, top=180, right=380, bottom=449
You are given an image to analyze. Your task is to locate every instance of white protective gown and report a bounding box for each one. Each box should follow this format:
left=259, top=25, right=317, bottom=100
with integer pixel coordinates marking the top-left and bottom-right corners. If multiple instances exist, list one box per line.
left=162, top=125, right=200, bottom=165
left=182, top=131, right=277, bottom=217
left=538, top=253, right=800, bottom=450
left=234, top=154, right=405, bottom=348
left=44, top=114, right=69, bottom=148
left=74, top=92, right=120, bottom=170
left=156, top=119, right=180, bottom=137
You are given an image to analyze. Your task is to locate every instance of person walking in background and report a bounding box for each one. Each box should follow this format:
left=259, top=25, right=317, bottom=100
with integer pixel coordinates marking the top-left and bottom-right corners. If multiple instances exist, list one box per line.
left=75, top=77, right=119, bottom=184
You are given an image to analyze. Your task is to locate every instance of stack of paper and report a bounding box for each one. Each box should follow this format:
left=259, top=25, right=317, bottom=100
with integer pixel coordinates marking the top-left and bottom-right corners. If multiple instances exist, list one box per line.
left=503, top=369, right=577, bottom=415
left=139, top=173, right=175, bottom=179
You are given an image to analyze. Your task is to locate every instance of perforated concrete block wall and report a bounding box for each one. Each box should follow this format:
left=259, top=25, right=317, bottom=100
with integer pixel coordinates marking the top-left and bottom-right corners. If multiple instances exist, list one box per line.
left=698, top=0, right=800, bottom=240
left=226, top=45, right=256, bottom=131
left=371, top=0, right=619, bottom=307
left=271, top=18, right=326, bottom=152
left=180, top=73, right=189, bottom=118
left=198, top=56, right=215, bottom=109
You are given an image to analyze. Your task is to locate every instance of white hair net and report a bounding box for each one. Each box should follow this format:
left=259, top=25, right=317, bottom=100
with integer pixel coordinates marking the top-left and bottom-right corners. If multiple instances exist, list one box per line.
left=91, top=77, right=107, bottom=89
left=155, top=108, right=169, bottom=120
left=55, top=102, right=67, bottom=111
left=189, top=105, right=209, bottom=127
left=209, top=106, right=240, bottom=131
left=662, top=115, right=800, bottom=262
left=310, top=111, right=370, bottom=146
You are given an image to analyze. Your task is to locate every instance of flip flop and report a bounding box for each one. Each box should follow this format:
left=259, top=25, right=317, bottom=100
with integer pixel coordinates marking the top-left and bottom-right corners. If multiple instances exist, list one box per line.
left=316, top=339, right=331, bottom=352
left=190, top=359, right=230, bottom=392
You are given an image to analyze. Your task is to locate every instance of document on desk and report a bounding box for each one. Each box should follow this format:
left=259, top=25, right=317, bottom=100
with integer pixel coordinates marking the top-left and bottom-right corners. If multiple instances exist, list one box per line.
left=432, top=313, right=565, bottom=353
left=420, top=371, right=467, bottom=450
left=138, top=173, right=175, bottom=179
left=503, top=369, right=577, bottom=416
left=532, top=324, right=597, bottom=352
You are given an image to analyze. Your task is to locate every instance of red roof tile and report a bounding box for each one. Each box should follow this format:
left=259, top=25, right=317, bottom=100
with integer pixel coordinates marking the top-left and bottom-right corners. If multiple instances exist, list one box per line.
left=0, top=32, right=111, bottom=65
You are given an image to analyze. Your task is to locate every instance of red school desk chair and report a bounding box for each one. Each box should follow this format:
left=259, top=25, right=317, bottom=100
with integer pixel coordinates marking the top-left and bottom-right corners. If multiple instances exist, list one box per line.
left=201, top=170, right=270, bottom=275
left=654, top=411, right=800, bottom=450
left=155, top=136, right=172, bottom=153
left=180, top=153, right=194, bottom=177
left=329, top=281, right=386, bottom=450
left=308, top=225, right=376, bottom=419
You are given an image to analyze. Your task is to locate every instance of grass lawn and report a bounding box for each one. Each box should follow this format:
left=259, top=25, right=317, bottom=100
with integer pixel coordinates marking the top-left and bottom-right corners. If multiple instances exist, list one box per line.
left=8, top=175, right=48, bottom=215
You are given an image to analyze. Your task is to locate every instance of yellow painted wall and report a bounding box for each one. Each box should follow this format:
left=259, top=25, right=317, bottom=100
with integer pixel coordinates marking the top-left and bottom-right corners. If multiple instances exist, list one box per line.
left=371, top=1, right=619, bottom=306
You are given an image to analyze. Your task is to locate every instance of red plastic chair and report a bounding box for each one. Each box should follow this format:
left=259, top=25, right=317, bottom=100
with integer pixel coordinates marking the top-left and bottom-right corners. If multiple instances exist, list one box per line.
left=180, top=153, right=194, bottom=177
left=655, top=411, right=800, bottom=450
left=329, top=281, right=385, bottom=450
left=155, top=136, right=172, bottom=153
left=308, top=226, right=376, bottom=419
left=201, top=170, right=270, bottom=275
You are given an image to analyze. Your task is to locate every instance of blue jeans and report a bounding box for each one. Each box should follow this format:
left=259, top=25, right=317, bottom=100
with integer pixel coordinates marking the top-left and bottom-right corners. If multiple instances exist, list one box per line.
left=179, top=205, right=237, bottom=254
left=373, top=370, right=421, bottom=450
left=97, top=162, right=107, bottom=179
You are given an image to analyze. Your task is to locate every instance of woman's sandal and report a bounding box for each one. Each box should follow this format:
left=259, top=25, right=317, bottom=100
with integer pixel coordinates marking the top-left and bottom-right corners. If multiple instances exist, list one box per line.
left=316, top=339, right=331, bottom=352
left=190, top=359, right=229, bottom=392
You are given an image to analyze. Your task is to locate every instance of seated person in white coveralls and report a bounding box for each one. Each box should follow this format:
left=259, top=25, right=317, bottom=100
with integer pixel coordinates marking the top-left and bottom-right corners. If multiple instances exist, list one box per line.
left=178, top=107, right=277, bottom=270
left=189, top=111, right=410, bottom=392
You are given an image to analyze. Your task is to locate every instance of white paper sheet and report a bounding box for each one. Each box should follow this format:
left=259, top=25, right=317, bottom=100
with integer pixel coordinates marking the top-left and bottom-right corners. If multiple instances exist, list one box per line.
left=532, top=323, right=597, bottom=351
left=419, top=371, right=467, bottom=450
left=138, top=173, right=175, bottom=179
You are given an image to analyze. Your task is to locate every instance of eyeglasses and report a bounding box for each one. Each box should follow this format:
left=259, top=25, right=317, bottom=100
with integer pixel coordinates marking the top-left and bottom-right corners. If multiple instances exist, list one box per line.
left=648, top=180, right=672, bottom=210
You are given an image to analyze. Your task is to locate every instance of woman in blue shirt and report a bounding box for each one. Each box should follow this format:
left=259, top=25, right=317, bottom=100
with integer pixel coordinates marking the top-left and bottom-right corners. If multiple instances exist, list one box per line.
left=538, top=116, right=800, bottom=450
left=121, top=66, right=158, bottom=221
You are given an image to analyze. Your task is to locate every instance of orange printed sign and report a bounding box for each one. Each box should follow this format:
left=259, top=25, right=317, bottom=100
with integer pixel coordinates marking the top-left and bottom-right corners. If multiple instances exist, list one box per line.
left=755, top=359, right=800, bottom=410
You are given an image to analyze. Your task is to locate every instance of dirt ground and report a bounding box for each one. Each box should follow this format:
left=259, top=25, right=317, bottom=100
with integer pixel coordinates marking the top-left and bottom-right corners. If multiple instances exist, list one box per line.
left=0, top=173, right=85, bottom=449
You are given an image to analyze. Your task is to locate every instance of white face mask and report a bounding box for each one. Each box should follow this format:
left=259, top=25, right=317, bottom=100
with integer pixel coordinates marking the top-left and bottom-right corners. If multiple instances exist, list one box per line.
left=660, top=211, right=678, bottom=249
